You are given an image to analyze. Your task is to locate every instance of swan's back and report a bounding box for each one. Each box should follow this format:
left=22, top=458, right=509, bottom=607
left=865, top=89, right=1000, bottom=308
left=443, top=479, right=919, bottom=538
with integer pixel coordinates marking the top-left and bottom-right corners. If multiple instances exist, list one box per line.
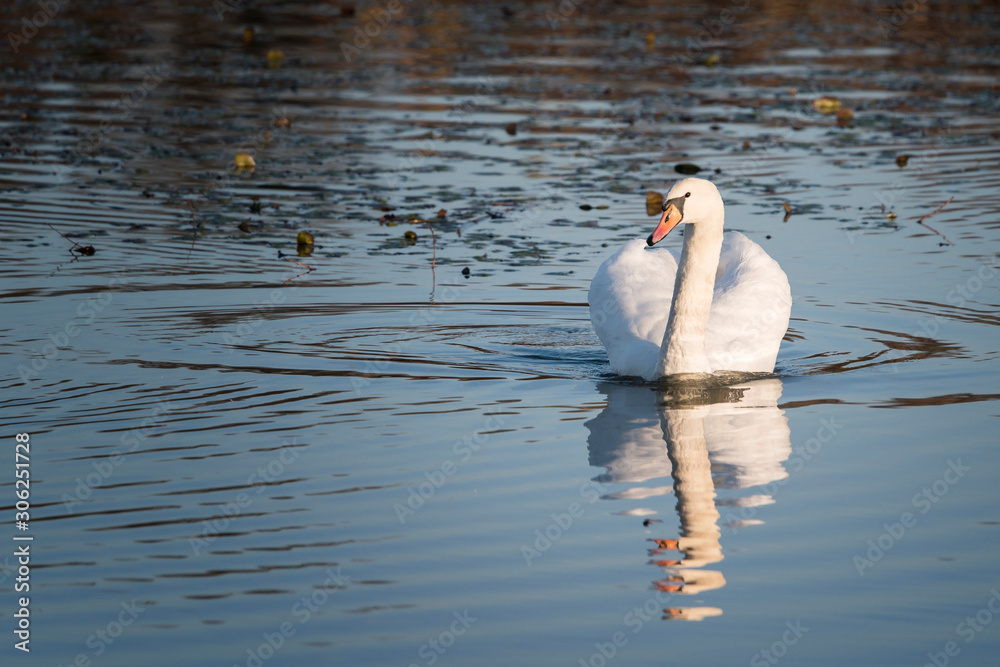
left=589, top=233, right=790, bottom=379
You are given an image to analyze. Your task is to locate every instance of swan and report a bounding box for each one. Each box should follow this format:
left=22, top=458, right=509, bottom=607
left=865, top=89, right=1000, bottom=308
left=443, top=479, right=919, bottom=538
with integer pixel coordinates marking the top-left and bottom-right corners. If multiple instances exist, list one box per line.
left=589, top=178, right=791, bottom=380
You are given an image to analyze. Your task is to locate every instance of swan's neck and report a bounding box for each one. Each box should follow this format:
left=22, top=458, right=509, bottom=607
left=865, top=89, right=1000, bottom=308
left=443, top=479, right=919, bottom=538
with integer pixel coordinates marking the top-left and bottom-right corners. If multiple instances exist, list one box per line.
left=655, top=221, right=724, bottom=377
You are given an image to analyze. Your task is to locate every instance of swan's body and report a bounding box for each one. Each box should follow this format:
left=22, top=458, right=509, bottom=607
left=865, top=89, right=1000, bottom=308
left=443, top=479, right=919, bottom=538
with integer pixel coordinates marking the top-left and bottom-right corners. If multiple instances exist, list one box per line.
left=589, top=178, right=791, bottom=380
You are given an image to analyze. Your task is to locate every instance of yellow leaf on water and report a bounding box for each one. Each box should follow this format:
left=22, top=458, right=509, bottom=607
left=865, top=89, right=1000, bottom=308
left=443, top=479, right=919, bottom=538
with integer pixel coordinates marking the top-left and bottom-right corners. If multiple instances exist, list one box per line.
left=234, top=152, right=256, bottom=170
left=646, top=191, right=664, bottom=217
left=267, top=49, right=284, bottom=67
left=813, top=96, right=842, bottom=114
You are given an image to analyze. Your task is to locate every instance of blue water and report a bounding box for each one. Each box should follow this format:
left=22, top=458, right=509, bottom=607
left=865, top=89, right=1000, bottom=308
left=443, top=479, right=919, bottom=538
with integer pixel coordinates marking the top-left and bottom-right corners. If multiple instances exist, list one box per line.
left=1, top=1, right=999, bottom=665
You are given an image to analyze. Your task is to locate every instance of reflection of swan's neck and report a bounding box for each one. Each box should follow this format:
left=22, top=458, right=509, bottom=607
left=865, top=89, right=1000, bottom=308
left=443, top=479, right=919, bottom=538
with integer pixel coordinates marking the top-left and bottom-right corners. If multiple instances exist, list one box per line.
left=664, top=407, right=723, bottom=569
left=655, top=219, right=724, bottom=377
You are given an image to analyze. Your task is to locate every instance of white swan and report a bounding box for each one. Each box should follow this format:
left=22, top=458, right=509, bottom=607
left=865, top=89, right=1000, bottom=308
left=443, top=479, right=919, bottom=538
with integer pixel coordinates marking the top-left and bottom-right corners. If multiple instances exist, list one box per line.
left=589, top=178, right=791, bottom=380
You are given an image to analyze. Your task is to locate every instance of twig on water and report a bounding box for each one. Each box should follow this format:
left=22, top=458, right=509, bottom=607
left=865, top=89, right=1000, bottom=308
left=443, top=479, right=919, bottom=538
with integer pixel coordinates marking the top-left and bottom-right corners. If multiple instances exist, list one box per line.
left=185, top=198, right=203, bottom=262
left=916, top=195, right=955, bottom=246
left=282, top=256, right=314, bottom=285
left=423, top=219, right=438, bottom=298
left=47, top=223, right=95, bottom=256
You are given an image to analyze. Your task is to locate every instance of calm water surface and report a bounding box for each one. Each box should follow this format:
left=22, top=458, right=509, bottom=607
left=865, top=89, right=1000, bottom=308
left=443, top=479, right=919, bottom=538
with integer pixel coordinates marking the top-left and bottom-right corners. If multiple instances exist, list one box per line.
left=1, top=1, right=999, bottom=665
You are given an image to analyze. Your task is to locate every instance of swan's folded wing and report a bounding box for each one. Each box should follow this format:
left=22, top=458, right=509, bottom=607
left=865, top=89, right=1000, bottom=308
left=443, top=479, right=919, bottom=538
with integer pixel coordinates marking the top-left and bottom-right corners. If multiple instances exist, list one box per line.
left=705, top=233, right=792, bottom=373
left=589, top=239, right=679, bottom=378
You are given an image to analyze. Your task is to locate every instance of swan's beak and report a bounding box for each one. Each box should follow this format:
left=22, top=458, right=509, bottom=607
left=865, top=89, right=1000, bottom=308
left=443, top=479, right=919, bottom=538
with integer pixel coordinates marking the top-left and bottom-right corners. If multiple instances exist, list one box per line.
left=646, top=202, right=683, bottom=246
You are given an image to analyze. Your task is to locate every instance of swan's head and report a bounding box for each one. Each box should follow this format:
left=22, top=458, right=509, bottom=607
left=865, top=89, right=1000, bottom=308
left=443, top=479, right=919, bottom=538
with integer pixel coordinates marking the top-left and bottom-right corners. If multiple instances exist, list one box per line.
left=646, top=178, right=724, bottom=246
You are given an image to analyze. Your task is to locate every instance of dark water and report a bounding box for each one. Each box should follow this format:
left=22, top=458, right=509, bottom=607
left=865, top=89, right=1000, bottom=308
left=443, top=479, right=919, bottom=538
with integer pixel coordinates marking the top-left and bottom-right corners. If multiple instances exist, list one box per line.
left=1, top=0, right=999, bottom=665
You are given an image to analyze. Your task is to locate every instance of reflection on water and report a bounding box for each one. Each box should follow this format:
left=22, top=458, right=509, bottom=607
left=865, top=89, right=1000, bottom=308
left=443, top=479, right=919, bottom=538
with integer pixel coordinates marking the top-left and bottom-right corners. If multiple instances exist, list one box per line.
left=588, top=378, right=790, bottom=620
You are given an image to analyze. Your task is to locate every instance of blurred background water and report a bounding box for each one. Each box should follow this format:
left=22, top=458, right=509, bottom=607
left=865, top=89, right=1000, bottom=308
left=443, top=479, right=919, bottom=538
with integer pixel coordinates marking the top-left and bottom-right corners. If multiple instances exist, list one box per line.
left=1, top=0, right=999, bottom=665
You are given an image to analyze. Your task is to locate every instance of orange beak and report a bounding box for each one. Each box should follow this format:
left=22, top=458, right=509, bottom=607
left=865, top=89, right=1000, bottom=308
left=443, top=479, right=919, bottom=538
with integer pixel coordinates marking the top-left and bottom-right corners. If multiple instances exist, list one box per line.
left=646, top=203, right=683, bottom=246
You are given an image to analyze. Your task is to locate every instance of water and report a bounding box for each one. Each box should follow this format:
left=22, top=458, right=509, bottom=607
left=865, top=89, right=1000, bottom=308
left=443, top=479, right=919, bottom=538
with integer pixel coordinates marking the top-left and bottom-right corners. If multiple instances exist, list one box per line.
left=1, top=1, right=999, bottom=665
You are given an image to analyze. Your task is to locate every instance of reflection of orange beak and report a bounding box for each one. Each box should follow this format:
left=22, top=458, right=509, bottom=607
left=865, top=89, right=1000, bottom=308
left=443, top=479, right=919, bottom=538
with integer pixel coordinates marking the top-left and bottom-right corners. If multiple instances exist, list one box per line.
left=646, top=203, right=683, bottom=246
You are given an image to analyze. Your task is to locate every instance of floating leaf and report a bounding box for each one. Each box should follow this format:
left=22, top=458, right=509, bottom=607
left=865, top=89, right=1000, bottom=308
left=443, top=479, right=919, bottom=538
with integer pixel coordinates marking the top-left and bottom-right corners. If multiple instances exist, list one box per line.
left=674, top=163, right=702, bottom=175
left=403, top=230, right=417, bottom=245
left=249, top=198, right=262, bottom=214
left=238, top=219, right=251, bottom=233
left=836, top=108, right=854, bottom=127
left=703, top=53, right=720, bottom=67
left=274, top=117, right=291, bottom=129
left=813, top=96, right=841, bottom=114
left=267, top=49, right=284, bottom=67
left=783, top=201, right=792, bottom=222
left=886, top=212, right=897, bottom=221
left=297, top=231, right=314, bottom=246
left=234, top=152, right=256, bottom=170
left=895, top=155, right=910, bottom=168
left=437, top=208, right=447, bottom=217
left=505, top=122, right=517, bottom=136
left=243, top=27, right=254, bottom=44
left=646, top=190, right=664, bottom=216
left=579, top=204, right=592, bottom=211
left=645, top=33, right=655, bottom=50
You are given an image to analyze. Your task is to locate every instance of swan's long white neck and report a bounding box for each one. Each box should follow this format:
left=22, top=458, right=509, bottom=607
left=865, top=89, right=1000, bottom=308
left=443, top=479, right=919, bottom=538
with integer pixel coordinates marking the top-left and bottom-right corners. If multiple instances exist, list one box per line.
left=654, top=218, right=724, bottom=377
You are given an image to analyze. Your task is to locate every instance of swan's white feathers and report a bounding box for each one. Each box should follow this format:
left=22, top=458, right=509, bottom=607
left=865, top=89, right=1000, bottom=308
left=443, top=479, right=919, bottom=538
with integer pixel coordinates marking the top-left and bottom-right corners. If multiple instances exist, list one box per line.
left=589, top=232, right=790, bottom=379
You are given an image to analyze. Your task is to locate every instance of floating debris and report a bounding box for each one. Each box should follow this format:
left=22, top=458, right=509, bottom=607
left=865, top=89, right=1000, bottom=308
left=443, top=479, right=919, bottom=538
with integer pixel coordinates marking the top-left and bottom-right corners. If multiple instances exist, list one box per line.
left=266, top=49, right=284, bottom=67
left=403, top=230, right=417, bottom=244
left=249, top=198, right=262, bottom=214
left=646, top=190, right=664, bottom=216
left=297, top=231, right=315, bottom=257
left=437, top=209, right=447, bottom=218
left=234, top=152, right=256, bottom=171
left=896, top=155, right=910, bottom=167
left=783, top=201, right=792, bottom=222
left=703, top=53, right=720, bottom=67
left=243, top=27, right=254, bottom=44
left=462, top=266, right=471, bottom=276
left=813, top=96, right=842, bottom=114
left=579, top=204, right=592, bottom=211
left=238, top=219, right=251, bottom=233
left=674, top=163, right=702, bottom=175
left=47, top=223, right=95, bottom=256
left=274, top=117, right=291, bottom=129
left=836, top=108, right=854, bottom=127
left=505, top=122, right=517, bottom=136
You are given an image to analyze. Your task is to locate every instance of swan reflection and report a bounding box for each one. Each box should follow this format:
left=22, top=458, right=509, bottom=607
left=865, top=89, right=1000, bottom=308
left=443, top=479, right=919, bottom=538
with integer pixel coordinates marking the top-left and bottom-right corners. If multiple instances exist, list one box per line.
left=585, top=377, right=791, bottom=620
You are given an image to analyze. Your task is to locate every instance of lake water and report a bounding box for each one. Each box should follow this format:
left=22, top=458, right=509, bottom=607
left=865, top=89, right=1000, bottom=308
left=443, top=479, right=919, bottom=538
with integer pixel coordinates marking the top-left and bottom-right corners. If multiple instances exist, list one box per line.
left=1, top=1, right=999, bottom=665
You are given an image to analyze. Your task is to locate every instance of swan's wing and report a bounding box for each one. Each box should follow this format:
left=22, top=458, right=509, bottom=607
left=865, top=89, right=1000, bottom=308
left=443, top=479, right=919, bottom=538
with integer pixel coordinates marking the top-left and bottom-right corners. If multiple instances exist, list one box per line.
left=589, top=238, right=679, bottom=379
left=706, top=233, right=792, bottom=373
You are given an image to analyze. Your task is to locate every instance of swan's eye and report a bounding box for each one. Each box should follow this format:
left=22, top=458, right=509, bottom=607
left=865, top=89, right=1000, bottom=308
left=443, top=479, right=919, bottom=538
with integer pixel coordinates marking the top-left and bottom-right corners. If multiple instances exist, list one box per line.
left=684, top=192, right=691, bottom=198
